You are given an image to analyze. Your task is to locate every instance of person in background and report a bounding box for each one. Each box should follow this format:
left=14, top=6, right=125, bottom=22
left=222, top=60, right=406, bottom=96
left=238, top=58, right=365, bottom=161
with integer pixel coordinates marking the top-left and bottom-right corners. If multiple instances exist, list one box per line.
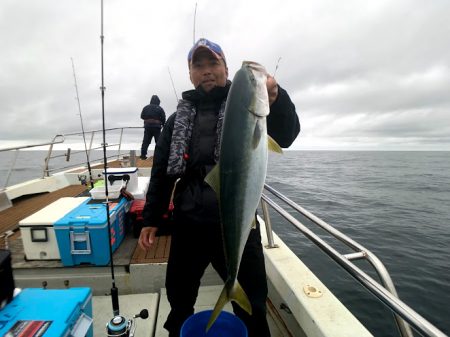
left=140, top=95, right=166, bottom=160
left=139, top=38, right=300, bottom=337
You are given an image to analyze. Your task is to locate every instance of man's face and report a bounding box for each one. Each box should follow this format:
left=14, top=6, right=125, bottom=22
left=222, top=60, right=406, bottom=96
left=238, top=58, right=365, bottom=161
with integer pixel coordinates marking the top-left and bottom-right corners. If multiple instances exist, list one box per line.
left=189, top=49, right=228, bottom=92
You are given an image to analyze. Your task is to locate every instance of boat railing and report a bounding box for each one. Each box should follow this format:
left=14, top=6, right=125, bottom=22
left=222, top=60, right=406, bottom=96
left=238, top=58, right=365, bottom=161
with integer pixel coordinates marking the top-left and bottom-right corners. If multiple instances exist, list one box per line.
left=42, top=127, right=142, bottom=178
left=0, top=127, right=142, bottom=187
left=1, top=135, right=66, bottom=188
left=260, top=183, right=447, bottom=337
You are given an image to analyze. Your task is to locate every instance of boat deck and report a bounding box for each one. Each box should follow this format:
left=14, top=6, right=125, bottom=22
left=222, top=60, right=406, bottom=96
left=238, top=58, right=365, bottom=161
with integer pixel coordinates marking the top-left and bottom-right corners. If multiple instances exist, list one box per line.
left=0, top=156, right=163, bottom=267
left=132, top=235, right=171, bottom=264
left=6, top=230, right=169, bottom=269
left=0, top=157, right=153, bottom=235
left=0, top=185, right=87, bottom=237
left=0, top=153, right=382, bottom=337
left=92, top=285, right=238, bottom=337
left=1, top=154, right=288, bottom=336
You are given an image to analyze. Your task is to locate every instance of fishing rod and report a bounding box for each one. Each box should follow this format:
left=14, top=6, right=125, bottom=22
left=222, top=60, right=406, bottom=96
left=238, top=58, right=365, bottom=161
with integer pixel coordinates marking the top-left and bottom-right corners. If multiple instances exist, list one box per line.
left=71, top=57, right=94, bottom=189
left=99, top=2, right=148, bottom=335
left=193, top=2, right=197, bottom=44
left=98, top=0, right=118, bottom=316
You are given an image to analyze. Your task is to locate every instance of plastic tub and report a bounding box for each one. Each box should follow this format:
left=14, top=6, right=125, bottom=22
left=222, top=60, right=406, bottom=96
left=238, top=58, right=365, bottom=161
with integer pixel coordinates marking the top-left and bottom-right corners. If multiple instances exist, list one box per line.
left=180, top=310, right=247, bottom=337
left=90, top=183, right=123, bottom=200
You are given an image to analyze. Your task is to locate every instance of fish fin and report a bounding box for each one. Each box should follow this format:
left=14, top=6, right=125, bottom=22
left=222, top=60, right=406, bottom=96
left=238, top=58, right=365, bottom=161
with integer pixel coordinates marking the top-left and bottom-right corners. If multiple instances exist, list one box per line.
left=206, top=285, right=229, bottom=332
left=231, top=280, right=252, bottom=315
left=206, top=280, right=252, bottom=332
left=252, top=120, right=263, bottom=149
left=268, top=135, right=283, bottom=153
left=204, top=164, right=221, bottom=198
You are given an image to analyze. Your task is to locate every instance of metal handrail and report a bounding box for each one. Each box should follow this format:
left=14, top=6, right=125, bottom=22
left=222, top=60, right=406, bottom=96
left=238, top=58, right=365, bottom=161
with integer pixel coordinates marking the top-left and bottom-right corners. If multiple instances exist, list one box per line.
left=0, top=135, right=65, bottom=152
left=1, top=127, right=142, bottom=185
left=43, top=127, right=142, bottom=177
left=1, top=135, right=66, bottom=188
left=43, top=153, right=124, bottom=175
left=60, top=126, right=142, bottom=138
left=261, top=184, right=447, bottom=337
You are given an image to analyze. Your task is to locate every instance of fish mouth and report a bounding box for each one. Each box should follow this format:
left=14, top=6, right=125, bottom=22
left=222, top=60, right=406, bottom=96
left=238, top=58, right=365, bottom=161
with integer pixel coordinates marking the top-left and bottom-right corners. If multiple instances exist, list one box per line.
left=242, top=61, right=268, bottom=76
left=242, top=61, right=268, bottom=92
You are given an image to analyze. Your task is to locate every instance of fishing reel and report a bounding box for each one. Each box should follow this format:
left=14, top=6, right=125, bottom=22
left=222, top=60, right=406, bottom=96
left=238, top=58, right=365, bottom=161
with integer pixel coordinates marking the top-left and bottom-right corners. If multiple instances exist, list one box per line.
left=78, top=174, right=88, bottom=186
left=106, top=309, right=149, bottom=337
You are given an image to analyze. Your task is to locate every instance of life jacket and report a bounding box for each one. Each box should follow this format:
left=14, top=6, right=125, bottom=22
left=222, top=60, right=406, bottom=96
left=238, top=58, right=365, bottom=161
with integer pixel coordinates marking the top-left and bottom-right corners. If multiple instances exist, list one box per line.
left=166, top=98, right=226, bottom=176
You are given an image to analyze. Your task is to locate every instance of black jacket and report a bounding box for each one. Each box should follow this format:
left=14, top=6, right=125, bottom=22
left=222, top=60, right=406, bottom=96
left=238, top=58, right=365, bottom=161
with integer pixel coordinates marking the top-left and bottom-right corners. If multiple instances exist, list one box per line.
left=141, top=95, right=166, bottom=127
left=143, top=83, right=300, bottom=228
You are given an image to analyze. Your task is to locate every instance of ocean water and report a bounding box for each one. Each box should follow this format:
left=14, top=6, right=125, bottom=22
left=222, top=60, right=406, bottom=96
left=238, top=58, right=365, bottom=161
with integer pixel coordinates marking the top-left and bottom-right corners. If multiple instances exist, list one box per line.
left=1, top=150, right=449, bottom=336
left=0, top=150, right=114, bottom=188
left=266, top=151, right=450, bottom=337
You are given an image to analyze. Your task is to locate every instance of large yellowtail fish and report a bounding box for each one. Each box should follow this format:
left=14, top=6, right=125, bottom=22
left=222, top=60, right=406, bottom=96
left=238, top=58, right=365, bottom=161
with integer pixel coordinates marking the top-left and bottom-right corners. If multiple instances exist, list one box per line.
left=204, top=61, right=282, bottom=331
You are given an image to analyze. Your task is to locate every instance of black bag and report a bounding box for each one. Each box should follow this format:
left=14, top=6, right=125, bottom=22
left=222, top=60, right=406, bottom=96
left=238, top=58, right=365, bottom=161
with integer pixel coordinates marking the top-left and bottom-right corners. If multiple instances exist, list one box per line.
left=0, top=249, right=15, bottom=307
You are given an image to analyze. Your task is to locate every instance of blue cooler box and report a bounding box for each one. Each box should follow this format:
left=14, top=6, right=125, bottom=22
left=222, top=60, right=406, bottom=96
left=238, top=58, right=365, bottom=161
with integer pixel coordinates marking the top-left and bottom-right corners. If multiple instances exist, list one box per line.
left=54, top=197, right=129, bottom=266
left=0, top=288, right=93, bottom=337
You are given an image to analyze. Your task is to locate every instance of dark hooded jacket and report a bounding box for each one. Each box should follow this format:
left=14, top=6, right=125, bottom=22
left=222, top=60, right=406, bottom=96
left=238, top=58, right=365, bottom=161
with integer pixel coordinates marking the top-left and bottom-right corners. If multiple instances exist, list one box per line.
left=141, top=95, right=166, bottom=127
left=143, top=83, right=300, bottom=227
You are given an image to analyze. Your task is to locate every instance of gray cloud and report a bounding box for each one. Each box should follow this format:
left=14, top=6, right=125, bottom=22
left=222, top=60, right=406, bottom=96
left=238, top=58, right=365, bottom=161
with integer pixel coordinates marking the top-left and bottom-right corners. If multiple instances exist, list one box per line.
left=1, top=0, right=449, bottom=150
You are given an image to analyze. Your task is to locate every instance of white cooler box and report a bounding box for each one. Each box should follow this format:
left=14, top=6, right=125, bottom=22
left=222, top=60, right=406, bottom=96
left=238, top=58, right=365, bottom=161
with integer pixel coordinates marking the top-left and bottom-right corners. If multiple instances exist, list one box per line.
left=90, top=167, right=140, bottom=200
left=104, top=167, right=138, bottom=191
left=19, top=197, right=89, bottom=260
left=128, top=176, right=150, bottom=200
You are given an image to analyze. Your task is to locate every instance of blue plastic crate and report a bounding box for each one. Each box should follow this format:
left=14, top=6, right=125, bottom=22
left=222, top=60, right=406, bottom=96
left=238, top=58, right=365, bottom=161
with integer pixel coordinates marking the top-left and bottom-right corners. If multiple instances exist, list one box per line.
left=0, top=288, right=93, bottom=337
left=54, top=197, right=129, bottom=266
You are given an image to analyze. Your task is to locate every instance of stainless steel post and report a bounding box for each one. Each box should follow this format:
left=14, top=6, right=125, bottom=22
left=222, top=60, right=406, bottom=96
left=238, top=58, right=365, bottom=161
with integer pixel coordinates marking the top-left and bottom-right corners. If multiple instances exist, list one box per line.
left=261, top=199, right=278, bottom=248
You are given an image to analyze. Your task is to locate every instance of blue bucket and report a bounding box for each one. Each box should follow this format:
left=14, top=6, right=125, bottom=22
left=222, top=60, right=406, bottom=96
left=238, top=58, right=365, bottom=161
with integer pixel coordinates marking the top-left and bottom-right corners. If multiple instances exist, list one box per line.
left=180, top=310, right=248, bottom=337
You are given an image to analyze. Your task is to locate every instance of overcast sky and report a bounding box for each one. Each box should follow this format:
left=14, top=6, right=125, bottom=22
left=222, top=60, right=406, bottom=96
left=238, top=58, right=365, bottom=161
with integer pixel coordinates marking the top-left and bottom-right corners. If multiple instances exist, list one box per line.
left=1, top=0, right=449, bottom=151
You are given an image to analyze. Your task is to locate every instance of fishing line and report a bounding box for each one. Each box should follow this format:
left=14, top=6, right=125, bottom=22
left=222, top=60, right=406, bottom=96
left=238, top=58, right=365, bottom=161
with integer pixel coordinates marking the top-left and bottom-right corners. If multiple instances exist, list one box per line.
left=71, top=57, right=94, bottom=189
left=273, top=57, right=282, bottom=79
left=167, top=67, right=179, bottom=101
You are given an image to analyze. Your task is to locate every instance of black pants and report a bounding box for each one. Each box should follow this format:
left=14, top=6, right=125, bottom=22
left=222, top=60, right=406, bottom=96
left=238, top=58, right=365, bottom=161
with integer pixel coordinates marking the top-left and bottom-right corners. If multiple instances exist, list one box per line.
left=140, top=126, right=161, bottom=157
left=163, top=215, right=271, bottom=337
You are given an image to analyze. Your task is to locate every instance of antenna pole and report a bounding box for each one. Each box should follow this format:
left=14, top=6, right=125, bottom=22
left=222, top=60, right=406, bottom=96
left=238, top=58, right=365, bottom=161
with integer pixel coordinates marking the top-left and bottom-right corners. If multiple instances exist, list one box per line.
left=71, top=57, right=94, bottom=189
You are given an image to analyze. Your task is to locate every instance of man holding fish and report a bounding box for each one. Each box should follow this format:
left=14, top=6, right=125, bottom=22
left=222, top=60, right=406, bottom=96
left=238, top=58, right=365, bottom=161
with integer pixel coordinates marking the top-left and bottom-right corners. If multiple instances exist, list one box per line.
left=139, top=38, right=300, bottom=337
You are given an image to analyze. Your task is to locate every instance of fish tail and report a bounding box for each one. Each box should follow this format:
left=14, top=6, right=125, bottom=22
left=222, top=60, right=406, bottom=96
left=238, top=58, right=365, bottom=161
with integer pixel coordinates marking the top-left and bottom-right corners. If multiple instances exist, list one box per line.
left=206, top=280, right=252, bottom=332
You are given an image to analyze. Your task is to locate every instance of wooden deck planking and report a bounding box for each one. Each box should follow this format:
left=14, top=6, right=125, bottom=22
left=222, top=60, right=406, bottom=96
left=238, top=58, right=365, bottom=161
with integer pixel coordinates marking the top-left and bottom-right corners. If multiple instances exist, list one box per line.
left=0, top=185, right=86, bottom=235
left=154, top=236, right=168, bottom=259
left=132, top=242, right=148, bottom=261
left=163, top=236, right=171, bottom=258
left=131, top=235, right=170, bottom=264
